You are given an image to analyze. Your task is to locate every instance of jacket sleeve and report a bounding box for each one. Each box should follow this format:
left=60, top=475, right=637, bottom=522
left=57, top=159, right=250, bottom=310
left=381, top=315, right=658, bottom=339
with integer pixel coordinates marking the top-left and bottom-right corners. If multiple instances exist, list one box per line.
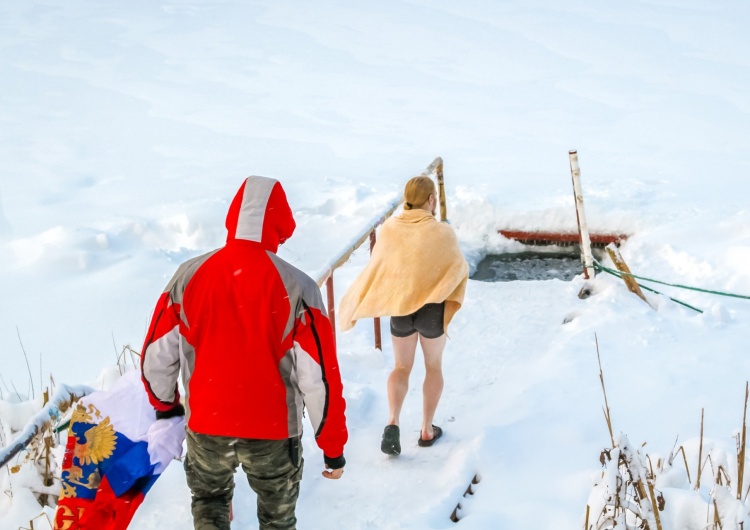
left=140, top=289, right=182, bottom=412
left=293, top=296, right=348, bottom=466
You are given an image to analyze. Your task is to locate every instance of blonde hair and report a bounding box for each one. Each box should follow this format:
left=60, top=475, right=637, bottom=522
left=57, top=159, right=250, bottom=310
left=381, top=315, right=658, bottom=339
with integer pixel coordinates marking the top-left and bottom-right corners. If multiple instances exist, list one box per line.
left=403, top=176, right=436, bottom=210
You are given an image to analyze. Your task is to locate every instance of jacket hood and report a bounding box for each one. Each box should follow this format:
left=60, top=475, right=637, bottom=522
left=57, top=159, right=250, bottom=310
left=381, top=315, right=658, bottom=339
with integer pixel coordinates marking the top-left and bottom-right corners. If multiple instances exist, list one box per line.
left=225, top=176, right=296, bottom=253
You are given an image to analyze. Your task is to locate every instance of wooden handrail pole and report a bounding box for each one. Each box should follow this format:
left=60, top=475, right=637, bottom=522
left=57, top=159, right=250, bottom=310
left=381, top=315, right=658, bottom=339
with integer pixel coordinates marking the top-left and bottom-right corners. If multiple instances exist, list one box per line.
left=326, top=275, right=336, bottom=345
left=370, top=230, right=382, bottom=350
left=436, top=159, right=447, bottom=222
left=568, top=150, right=595, bottom=279
left=420, top=157, right=446, bottom=222
left=373, top=316, right=382, bottom=351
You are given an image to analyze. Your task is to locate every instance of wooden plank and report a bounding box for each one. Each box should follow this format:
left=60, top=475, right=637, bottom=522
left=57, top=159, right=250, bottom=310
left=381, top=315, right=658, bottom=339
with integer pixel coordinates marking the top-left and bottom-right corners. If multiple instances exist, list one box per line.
left=498, top=230, right=627, bottom=246
left=605, top=246, right=652, bottom=308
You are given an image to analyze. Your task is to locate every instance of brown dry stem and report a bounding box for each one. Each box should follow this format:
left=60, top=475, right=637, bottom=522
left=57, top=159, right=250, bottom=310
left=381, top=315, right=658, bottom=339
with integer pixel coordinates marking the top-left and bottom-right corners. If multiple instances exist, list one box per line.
left=595, top=334, right=615, bottom=448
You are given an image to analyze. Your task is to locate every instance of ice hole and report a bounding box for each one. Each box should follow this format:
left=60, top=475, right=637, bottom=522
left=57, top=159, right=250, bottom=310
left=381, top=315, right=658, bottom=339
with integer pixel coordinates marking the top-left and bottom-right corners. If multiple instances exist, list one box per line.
left=472, top=245, right=605, bottom=282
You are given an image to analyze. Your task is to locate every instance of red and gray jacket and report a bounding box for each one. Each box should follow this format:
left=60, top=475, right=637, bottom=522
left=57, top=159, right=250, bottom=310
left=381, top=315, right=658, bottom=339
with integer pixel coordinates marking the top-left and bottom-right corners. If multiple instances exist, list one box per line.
left=140, top=176, right=347, bottom=466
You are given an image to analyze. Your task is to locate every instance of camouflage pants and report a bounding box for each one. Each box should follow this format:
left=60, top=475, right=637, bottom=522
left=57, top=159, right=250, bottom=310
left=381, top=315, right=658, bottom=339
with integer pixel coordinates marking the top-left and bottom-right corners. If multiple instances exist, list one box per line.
left=184, top=428, right=303, bottom=530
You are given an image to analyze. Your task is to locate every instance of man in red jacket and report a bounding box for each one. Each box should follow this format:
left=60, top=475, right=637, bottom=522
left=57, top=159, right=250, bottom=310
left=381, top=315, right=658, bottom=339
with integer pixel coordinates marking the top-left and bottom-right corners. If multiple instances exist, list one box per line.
left=140, top=176, right=348, bottom=530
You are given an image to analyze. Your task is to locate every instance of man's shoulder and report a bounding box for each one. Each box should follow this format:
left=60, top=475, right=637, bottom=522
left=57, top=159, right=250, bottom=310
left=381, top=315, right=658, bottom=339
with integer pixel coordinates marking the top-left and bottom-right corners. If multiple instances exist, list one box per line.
left=168, top=248, right=221, bottom=292
left=265, top=252, right=318, bottom=291
left=179, top=248, right=221, bottom=270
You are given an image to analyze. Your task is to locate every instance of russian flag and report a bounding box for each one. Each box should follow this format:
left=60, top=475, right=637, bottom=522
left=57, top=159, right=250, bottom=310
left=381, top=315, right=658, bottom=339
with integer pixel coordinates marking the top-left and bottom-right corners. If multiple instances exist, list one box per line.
left=54, top=371, right=185, bottom=530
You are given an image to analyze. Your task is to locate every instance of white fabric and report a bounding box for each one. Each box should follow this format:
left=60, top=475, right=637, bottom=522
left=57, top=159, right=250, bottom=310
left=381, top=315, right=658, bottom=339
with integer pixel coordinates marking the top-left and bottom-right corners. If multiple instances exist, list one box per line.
left=79, top=371, right=185, bottom=473
left=147, top=417, right=185, bottom=473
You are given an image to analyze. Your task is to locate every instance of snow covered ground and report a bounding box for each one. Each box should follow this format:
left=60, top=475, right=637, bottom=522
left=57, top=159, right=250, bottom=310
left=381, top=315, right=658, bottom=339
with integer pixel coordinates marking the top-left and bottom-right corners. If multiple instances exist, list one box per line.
left=2, top=1, right=750, bottom=528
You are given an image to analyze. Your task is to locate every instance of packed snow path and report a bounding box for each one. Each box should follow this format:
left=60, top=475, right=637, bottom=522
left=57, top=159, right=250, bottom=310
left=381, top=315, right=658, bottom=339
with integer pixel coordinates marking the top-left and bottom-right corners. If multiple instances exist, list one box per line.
left=133, top=277, right=581, bottom=529
left=131, top=253, right=750, bottom=529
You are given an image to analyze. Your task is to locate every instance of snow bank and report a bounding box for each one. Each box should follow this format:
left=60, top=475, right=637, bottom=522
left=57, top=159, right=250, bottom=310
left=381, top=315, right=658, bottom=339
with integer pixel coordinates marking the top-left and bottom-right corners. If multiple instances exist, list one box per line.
left=3, top=0, right=750, bottom=528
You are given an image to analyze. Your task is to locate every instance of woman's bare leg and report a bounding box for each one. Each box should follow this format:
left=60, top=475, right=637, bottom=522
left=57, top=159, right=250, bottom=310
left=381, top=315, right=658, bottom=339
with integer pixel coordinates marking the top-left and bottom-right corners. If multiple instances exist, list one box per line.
left=387, top=333, right=418, bottom=426
left=419, top=334, right=447, bottom=440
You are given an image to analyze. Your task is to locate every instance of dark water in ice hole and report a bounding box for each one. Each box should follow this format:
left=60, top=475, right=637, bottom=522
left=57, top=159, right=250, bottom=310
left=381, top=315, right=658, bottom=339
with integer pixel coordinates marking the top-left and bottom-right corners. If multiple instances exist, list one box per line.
left=472, top=249, right=603, bottom=282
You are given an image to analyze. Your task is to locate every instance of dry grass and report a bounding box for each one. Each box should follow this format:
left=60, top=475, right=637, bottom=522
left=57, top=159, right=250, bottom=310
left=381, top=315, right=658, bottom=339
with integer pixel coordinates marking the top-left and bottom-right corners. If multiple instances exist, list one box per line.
left=589, top=338, right=662, bottom=530
left=587, top=340, right=750, bottom=530
left=116, top=344, right=141, bottom=375
left=19, top=512, right=53, bottom=530
left=1, top=350, right=143, bottom=518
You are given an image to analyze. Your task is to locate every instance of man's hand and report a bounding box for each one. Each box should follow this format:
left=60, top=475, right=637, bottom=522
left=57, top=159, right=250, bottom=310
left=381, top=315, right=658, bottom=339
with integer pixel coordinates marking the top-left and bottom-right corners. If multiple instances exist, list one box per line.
left=322, top=466, right=344, bottom=480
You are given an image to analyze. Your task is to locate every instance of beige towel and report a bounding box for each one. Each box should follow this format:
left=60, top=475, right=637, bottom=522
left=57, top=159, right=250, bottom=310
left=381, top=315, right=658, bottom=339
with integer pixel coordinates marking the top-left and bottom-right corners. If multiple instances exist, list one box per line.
left=338, top=209, right=469, bottom=332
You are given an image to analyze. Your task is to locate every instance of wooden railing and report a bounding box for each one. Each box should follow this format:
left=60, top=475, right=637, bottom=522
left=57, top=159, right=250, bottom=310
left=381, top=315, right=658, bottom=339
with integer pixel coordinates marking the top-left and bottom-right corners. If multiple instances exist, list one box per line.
left=314, top=157, right=445, bottom=349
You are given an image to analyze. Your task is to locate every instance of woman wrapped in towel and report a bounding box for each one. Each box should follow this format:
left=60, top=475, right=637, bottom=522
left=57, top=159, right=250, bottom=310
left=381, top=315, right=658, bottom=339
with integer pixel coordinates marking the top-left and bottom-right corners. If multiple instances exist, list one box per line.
left=338, top=176, right=469, bottom=455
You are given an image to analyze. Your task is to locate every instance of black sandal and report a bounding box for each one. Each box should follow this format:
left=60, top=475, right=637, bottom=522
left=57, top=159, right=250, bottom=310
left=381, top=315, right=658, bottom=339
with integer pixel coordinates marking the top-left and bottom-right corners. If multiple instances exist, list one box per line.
left=418, top=425, right=443, bottom=447
left=381, top=425, right=401, bottom=455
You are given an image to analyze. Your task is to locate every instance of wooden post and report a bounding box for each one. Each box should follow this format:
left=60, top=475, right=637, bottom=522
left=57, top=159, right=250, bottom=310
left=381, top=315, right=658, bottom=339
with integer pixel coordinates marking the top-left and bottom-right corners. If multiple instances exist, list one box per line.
left=326, top=276, right=336, bottom=345
left=435, top=159, right=447, bottom=222
left=605, top=245, right=652, bottom=308
left=370, top=231, right=382, bottom=351
left=568, top=150, right=595, bottom=279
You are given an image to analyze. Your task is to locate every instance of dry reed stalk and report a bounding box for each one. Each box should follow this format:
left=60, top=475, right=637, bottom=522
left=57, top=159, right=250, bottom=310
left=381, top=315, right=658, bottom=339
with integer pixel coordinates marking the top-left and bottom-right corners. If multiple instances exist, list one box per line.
left=697, top=408, right=705, bottom=490
left=647, top=482, right=663, bottom=530
left=16, top=326, right=35, bottom=399
left=633, top=478, right=651, bottom=525
left=116, top=345, right=141, bottom=372
left=595, top=334, right=615, bottom=448
left=738, top=382, right=748, bottom=500
left=717, top=465, right=731, bottom=487
left=584, top=505, right=590, bottom=530
left=616, top=444, right=653, bottom=530
left=19, top=512, right=53, bottom=530
left=676, top=446, right=692, bottom=483
left=40, top=389, right=52, bottom=507
left=113, top=332, right=123, bottom=376
left=713, top=498, right=722, bottom=529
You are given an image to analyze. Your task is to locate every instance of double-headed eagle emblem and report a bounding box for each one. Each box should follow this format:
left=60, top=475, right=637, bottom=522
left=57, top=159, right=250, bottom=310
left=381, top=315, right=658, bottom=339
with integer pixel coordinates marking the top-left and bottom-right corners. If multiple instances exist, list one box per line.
left=73, top=417, right=117, bottom=466
left=60, top=403, right=118, bottom=498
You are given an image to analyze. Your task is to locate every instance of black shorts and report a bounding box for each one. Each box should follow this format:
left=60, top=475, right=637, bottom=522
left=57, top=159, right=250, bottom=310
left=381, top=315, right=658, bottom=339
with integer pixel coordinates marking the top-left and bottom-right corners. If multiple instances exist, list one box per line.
left=390, top=302, right=445, bottom=339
